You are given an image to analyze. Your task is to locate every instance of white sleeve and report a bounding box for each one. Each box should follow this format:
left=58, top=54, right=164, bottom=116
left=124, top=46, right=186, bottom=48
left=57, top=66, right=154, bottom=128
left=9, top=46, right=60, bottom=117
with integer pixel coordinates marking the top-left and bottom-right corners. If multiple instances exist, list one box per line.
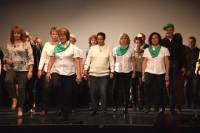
left=49, top=45, right=55, bottom=57
left=143, top=49, right=148, bottom=58
left=113, top=47, right=116, bottom=57
left=38, top=43, right=47, bottom=70
left=130, top=46, right=135, bottom=57
left=164, top=47, right=170, bottom=56
left=73, top=46, right=80, bottom=58
left=84, top=47, right=93, bottom=71
left=79, top=48, right=84, bottom=58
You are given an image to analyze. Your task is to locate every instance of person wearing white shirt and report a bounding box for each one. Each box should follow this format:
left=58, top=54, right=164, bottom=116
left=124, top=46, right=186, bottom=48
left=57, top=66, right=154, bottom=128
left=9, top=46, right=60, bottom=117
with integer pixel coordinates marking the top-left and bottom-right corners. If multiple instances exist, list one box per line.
left=84, top=32, right=114, bottom=116
left=142, top=32, right=170, bottom=113
left=37, top=27, right=59, bottom=116
left=112, top=33, right=135, bottom=114
left=46, top=28, right=81, bottom=119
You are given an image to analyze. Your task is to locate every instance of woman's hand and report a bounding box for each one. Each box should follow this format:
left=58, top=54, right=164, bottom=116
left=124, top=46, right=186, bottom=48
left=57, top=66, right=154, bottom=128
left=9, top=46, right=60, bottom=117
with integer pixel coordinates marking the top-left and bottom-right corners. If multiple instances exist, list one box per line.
left=165, top=73, right=169, bottom=81
left=46, top=72, right=51, bottom=81
left=181, top=67, right=186, bottom=76
left=142, top=74, right=145, bottom=82
left=131, top=72, right=135, bottom=79
left=76, top=74, right=82, bottom=84
left=37, top=70, right=43, bottom=79
left=4, top=58, right=13, bottom=65
left=83, top=70, right=88, bottom=80
left=27, top=71, right=33, bottom=80
left=110, top=72, right=114, bottom=79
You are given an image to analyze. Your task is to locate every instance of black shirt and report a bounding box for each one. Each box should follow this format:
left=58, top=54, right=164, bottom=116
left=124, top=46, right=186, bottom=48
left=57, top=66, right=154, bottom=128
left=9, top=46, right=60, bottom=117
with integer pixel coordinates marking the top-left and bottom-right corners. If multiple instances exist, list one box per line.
left=184, top=46, right=199, bottom=71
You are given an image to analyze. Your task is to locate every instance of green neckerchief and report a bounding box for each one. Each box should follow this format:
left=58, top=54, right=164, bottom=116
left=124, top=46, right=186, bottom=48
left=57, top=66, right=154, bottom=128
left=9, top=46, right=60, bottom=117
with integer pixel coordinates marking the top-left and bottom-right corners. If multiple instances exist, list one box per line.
left=148, top=44, right=161, bottom=58
left=54, top=42, right=70, bottom=53
left=116, top=44, right=129, bottom=56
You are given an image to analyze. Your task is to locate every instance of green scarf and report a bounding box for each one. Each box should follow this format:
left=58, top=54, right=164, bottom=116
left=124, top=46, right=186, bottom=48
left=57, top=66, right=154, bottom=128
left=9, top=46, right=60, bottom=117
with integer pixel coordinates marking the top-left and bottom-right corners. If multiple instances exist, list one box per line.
left=116, top=45, right=129, bottom=56
left=148, top=45, right=161, bottom=58
left=54, top=42, right=70, bottom=53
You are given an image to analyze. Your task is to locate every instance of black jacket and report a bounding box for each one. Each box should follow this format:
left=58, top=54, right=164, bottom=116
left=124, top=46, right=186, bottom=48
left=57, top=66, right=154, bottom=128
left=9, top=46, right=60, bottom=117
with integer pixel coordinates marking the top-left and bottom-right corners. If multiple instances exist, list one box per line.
left=161, top=35, right=186, bottom=71
left=184, top=46, right=199, bottom=71
left=30, top=44, right=41, bottom=75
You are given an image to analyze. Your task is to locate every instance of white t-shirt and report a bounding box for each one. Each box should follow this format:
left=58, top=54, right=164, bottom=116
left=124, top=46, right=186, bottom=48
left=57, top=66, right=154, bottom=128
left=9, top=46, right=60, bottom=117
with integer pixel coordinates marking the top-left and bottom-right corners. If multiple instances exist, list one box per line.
left=50, top=42, right=80, bottom=76
left=143, top=46, right=170, bottom=74
left=38, top=42, right=56, bottom=72
left=113, top=45, right=134, bottom=73
left=74, top=45, right=84, bottom=58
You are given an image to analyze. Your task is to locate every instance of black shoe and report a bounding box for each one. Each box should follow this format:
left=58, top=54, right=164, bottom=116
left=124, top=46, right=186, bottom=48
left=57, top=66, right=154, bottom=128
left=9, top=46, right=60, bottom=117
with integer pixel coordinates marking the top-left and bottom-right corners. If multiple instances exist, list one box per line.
left=122, top=108, right=128, bottom=114
left=113, top=107, right=117, bottom=112
left=170, top=109, right=176, bottom=114
left=56, top=110, right=62, bottom=116
left=102, top=110, right=107, bottom=116
left=144, top=108, right=150, bottom=113
left=154, top=107, right=159, bottom=112
left=71, top=109, right=75, bottom=113
left=63, top=113, right=69, bottom=121
left=90, top=110, right=97, bottom=116
left=133, top=105, right=138, bottom=112
left=159, top=107, right=165, bottom=114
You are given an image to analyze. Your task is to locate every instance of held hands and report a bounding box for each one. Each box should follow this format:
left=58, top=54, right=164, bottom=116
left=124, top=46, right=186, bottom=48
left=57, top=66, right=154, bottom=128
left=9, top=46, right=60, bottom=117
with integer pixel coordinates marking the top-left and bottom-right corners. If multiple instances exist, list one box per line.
left=110, top=72, right=114, bottom=79
left=76, top=74, right=82, bottom=84
left=83, top=70, right=88, bottom=80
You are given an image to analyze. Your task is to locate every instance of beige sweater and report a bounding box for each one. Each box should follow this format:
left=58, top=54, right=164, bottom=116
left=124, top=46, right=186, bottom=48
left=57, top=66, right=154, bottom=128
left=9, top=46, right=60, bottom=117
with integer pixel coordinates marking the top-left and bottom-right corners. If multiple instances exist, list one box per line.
left=84, top=44, right=114, bottom=77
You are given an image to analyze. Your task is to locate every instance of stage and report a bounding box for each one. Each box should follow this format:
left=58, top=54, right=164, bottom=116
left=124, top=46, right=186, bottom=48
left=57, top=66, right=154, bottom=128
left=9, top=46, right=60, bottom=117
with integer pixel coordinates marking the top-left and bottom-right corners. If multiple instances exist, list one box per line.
left=0, top=108, right=200, bottom=133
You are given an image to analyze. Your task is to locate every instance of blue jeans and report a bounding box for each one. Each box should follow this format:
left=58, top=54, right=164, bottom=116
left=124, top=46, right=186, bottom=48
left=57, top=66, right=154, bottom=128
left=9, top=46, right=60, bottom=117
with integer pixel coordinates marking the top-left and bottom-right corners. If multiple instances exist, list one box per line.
left=88, top=75, right=109, bottom=111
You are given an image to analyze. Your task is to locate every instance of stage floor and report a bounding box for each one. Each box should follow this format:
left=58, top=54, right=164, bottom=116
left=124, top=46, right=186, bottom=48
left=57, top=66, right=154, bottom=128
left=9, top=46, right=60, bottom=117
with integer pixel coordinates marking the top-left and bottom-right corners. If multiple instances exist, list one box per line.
left=0, top=108, right=200, bottom=132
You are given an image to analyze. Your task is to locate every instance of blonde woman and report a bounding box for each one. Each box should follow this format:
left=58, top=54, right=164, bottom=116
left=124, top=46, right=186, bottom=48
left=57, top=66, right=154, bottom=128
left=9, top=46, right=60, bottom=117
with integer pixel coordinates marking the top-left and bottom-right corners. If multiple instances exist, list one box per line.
left=37, top=27, right=59, bottom=116
left=112, top=33, right=135, bottom=113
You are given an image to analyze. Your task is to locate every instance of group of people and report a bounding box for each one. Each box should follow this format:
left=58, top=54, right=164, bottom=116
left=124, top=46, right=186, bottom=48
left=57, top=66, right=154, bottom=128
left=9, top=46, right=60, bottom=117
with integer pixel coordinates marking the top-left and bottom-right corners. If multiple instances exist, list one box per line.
left=0, top=23, right=199, bottom=119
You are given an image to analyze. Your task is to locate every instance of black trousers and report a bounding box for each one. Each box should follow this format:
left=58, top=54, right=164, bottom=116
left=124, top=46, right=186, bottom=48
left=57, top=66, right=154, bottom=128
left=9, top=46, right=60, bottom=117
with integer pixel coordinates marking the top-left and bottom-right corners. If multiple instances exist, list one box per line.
left=51, top=73, right=76, bottom=114
left=131, top=72, right=144, bottom=109
left=5, top=70, right=28, bottom=108
left=25, top=70, right=43, bottom=110
left=112, top=72, right=132, bottom=108
left=0, top=69, right=7, bottom=106
left=39, top=72, right=54, bottom=111
left=143, top=72, right=168, bottom=109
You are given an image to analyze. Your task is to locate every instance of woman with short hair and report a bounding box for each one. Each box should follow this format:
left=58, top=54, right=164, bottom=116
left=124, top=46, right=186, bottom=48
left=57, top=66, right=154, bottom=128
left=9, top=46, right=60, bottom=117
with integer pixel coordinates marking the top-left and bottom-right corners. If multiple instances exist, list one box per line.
left=46, top=27, right=81, bottom=119
left=112, top=33, right=135, bottom=114
left=142, top=32, right=170, bottom=113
